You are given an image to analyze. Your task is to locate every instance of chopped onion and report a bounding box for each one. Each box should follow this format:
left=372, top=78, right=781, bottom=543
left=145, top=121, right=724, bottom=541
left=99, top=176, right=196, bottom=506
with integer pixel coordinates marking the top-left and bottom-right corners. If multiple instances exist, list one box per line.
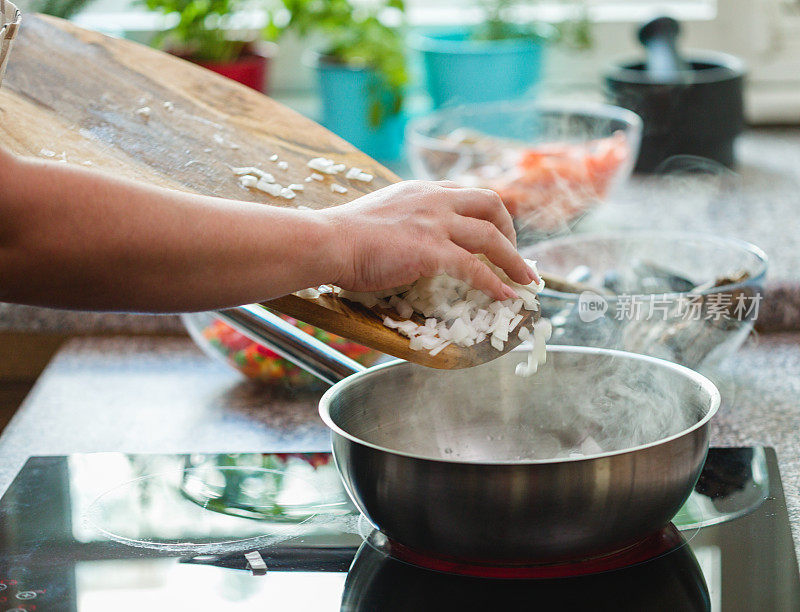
left=345, top=167, right=374, bottom=182
left=255, top=180, right=282, bottom=196
left=308, top=158, right=346, bottom=175
left=328, top=257, right=548, bottom=373
left=239, top=175, right=258, bottom=189
left=134, top=106, right=151, bottom=121
left=331, top=183, right=348, bottom=194
left=294, top=287, right=321, bottom=299
left=230, top=166, right=274, bottom=183
left=514, top=319, right=552, bottom=377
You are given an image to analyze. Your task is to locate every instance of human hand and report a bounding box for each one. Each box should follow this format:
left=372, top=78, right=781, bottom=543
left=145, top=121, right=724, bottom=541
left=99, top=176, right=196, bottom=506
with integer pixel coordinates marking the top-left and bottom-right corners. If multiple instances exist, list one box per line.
left=320, top=180, right=537, bottom=301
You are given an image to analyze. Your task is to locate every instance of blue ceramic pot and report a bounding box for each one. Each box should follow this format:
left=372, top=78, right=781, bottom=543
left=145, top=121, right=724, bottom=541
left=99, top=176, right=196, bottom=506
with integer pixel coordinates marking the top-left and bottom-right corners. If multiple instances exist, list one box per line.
left=410, top=27, right=548, bottom=108
left=314, top=56, right=405, bottom=162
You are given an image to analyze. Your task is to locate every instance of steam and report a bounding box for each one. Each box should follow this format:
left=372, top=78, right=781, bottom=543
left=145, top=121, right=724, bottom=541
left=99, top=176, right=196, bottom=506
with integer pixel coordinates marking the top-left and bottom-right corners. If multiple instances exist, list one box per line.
left=337, top=348, right=711, bottom=462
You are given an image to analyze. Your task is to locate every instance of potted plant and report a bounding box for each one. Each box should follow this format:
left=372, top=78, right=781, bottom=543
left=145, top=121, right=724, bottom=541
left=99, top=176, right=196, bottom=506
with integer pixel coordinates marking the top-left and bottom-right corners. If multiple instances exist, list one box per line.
left=144, top=0, right=276, bottom=92
left=409, top=0, right=590, bottom=108
left=267, top=0, right=408, bottom=161
left=23, top=0, right=95, bottom=19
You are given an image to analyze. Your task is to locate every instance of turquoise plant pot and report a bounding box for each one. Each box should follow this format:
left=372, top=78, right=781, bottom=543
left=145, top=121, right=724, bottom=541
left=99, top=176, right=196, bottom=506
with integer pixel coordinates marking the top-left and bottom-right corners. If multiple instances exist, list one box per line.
left=314, top=57, right=405, bottom=162
left=411, top=27, right=548, bottom=108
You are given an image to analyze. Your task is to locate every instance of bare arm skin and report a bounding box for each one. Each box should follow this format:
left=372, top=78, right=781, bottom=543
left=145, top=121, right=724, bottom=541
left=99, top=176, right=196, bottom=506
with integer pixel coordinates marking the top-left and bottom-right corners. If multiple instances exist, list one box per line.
left=0, top=147, right=534, bottom=313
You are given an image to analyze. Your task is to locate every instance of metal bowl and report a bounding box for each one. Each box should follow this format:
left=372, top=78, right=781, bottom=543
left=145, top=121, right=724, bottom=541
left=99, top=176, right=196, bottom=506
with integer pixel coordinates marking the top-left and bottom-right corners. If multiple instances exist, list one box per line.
left=525, top=231, right=768, bottom=369
left=320, top=345, right=719, bottom=565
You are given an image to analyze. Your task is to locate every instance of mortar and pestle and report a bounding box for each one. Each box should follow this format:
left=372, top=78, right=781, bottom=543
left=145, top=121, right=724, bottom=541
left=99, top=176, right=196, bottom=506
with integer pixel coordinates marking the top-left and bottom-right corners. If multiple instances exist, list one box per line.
left=604, top=16, right=745, bottom=173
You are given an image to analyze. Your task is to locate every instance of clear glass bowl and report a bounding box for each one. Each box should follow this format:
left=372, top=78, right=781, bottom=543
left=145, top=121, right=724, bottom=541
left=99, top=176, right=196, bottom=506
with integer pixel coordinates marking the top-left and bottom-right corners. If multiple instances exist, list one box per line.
left=182, top=311, right=381, bottom=387
left=406, top=100, right=642, bottom=243
left=522, top=231, right=768, bottom=369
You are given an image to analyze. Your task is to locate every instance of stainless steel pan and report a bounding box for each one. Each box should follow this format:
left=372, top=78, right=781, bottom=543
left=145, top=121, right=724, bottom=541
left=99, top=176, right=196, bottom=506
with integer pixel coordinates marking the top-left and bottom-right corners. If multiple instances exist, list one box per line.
left=219, top=305, right=720, bottom=564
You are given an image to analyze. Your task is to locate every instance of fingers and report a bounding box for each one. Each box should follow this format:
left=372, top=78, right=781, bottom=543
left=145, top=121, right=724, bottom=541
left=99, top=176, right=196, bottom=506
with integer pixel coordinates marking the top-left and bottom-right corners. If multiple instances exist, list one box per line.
left=450, top=188, right=517, bottom=247
left=443, top=247, right=517, bottom=302
left=449, top=218, right=535, bottom=286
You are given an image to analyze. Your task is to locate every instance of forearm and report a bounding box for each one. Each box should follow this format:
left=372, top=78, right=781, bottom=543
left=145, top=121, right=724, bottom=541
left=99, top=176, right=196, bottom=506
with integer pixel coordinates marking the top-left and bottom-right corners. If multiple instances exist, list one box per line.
left=0, top=152, right=341, bottom=312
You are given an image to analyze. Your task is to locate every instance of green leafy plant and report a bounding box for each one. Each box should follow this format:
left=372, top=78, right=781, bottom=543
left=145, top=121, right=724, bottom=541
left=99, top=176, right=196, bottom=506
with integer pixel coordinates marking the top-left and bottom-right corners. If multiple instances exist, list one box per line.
left=472, top=0, right=592, bottom=49
left=143, top=0, right=250, bottom=62
left=266, top=0, right=408, bottom=127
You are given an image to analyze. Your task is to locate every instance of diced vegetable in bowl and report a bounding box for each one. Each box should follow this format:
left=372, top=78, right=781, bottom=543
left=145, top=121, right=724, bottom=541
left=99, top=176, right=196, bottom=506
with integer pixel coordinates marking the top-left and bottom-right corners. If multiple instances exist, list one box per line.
left=406, top=100, right=642, bottom=243
left=525, top=231, right=768, bottom=369
left=183, top=312, right=382, bottom=387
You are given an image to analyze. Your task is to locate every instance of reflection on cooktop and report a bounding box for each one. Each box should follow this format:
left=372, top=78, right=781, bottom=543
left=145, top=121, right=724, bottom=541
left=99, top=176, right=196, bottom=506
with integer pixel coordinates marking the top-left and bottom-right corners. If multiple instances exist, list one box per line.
left=0, top=448, right=796, bottom=611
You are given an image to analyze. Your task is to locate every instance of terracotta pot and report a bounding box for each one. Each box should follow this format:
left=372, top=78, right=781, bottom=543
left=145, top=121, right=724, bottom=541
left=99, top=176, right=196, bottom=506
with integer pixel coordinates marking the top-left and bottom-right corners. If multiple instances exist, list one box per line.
left=180, top=41, right=277, bottom=93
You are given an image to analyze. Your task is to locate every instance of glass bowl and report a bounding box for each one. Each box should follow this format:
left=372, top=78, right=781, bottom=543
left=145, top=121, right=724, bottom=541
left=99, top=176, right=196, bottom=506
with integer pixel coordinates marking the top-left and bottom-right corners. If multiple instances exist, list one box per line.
left=406, top=100, right=642, bottom=243
left=523, top=231, right=767, bottom=369
left=182, top=311, right=382, bottom=387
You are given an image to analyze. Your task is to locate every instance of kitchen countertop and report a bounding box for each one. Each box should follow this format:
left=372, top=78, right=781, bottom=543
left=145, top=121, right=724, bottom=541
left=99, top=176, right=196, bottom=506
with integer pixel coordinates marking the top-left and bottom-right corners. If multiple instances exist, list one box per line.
left=1, top=126, right=800, bottom=334
left=0, top=334, right=799, bottom=562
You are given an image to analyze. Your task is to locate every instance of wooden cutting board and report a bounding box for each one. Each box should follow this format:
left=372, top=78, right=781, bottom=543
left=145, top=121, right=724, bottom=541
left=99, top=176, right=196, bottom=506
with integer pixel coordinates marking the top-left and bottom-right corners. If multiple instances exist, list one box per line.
left=0, top=15, right=397, bottom=201
left=0, top=15, right=534, bottom=369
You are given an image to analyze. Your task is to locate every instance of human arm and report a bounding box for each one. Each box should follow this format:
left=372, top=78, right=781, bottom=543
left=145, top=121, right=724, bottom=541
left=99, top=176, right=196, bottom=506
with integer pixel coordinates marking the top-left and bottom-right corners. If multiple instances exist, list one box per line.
left=0, top=147, right=533, bottom=312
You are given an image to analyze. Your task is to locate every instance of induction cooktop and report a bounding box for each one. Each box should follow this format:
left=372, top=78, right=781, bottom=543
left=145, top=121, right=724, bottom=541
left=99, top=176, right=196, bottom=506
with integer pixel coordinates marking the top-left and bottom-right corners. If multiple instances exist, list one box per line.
left=0, top=448, right=797, bottom=611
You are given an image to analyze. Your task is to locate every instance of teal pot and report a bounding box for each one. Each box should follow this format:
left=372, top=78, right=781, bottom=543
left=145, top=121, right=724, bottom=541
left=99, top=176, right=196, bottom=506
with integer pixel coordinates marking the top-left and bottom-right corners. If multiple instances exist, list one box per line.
left=410, top=26, right=550, bottom=108
left=312, top=54, right=405, bottom=162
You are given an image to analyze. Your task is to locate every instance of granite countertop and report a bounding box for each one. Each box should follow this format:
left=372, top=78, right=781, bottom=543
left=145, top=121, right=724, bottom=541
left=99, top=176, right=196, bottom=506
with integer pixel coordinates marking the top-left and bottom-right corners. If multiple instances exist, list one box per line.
left=2, top=127, right=800, bottom=334
left=0, top=334, right=799, bottom=562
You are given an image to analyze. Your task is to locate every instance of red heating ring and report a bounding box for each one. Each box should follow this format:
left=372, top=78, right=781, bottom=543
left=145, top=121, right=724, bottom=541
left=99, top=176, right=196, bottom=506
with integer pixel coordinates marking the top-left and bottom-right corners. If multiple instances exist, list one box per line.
left=383, top=524, right=685, bottom=579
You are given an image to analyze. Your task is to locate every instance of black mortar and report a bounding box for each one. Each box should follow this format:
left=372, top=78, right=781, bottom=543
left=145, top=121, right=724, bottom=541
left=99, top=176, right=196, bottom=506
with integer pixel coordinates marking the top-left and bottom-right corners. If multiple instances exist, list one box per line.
left=604, top=18, right=746, bottom=173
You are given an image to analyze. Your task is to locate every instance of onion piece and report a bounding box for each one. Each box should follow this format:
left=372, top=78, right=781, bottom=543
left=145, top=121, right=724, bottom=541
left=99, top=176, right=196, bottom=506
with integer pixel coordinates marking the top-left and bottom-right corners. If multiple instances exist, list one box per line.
left=255, top=181, right=282, bottom=196
left=295, top=287, right=320, bottom=299
left=239, top=175, right=259, bottom=189
left=230, top=166, right=275, bottom=183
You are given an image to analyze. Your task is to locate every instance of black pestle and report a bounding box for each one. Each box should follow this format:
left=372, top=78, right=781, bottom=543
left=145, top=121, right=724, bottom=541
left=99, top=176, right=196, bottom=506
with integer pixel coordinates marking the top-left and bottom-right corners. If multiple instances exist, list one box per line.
left=604, top=16, right=746, bottom=172
left=638, top=16, right=690, bottom=81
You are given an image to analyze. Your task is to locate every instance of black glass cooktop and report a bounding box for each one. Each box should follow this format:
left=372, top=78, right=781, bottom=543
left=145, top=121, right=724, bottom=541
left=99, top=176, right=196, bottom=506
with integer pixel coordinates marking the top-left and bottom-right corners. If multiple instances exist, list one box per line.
left=0, top=448, right=797, bottom=611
